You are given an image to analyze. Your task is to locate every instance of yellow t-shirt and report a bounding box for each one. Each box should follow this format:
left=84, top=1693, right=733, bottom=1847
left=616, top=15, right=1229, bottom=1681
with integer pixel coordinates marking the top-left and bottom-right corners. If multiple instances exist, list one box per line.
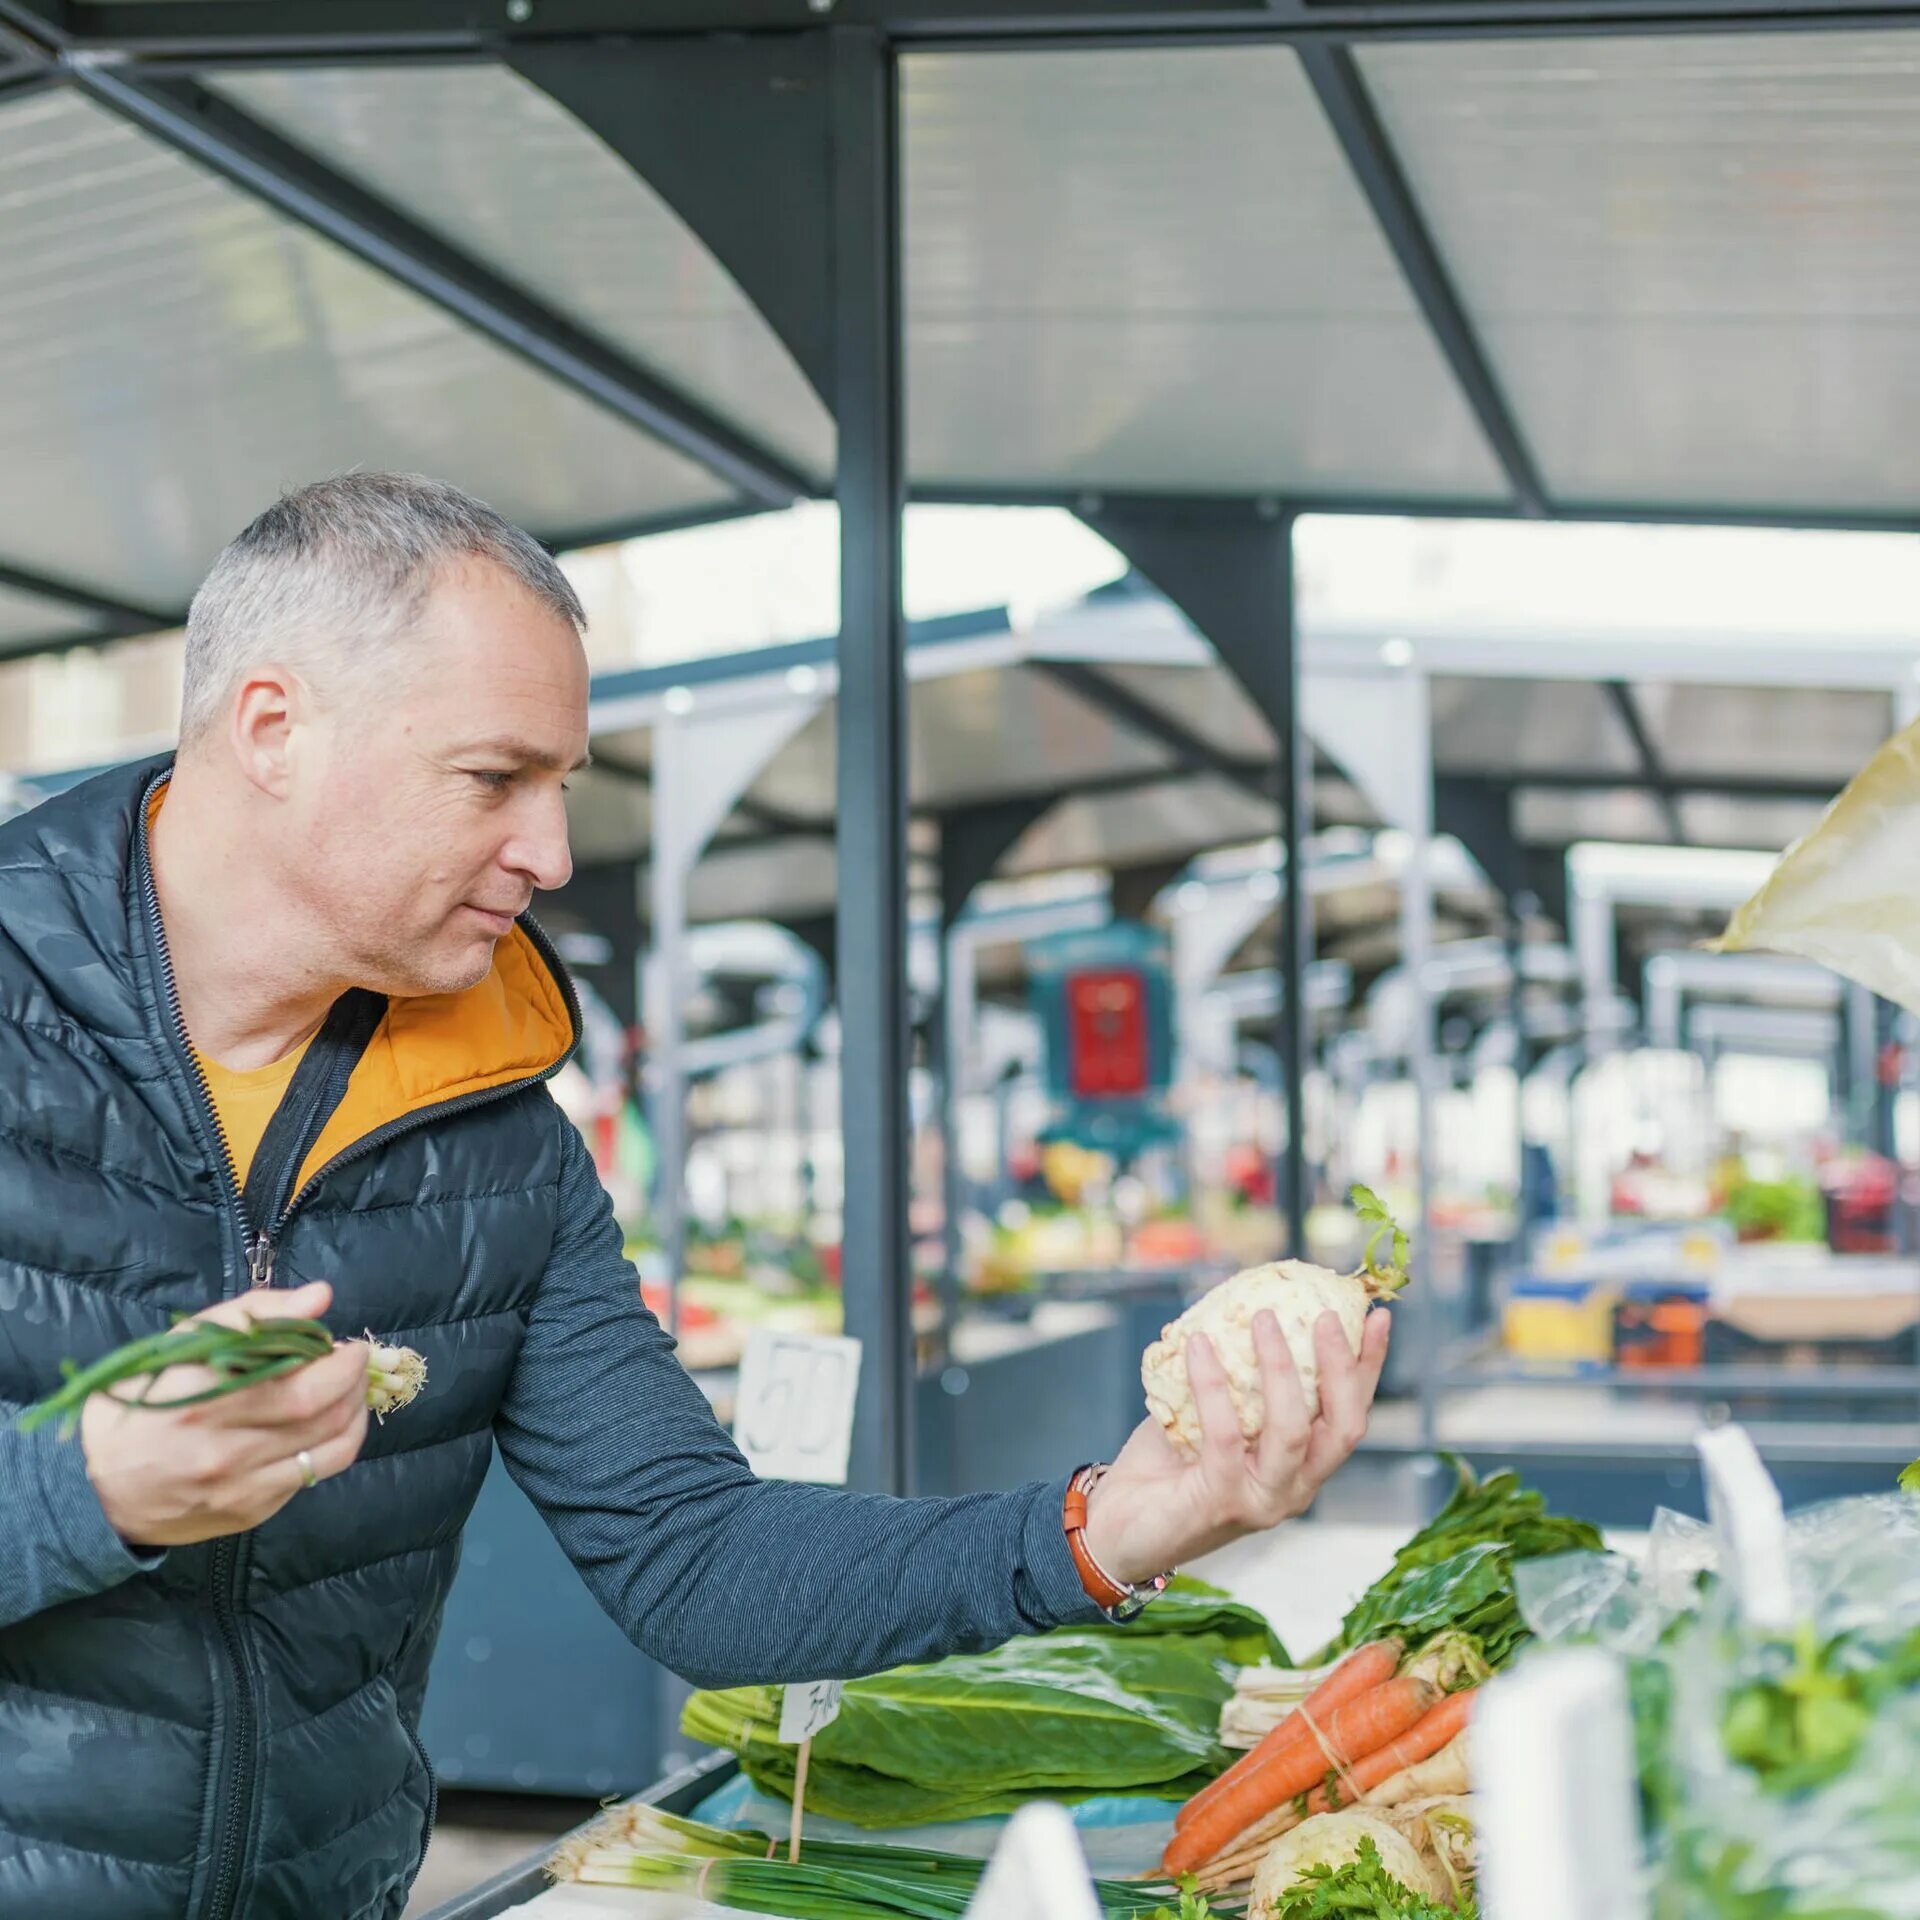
left=195, top=1038, right=315, bottom=1191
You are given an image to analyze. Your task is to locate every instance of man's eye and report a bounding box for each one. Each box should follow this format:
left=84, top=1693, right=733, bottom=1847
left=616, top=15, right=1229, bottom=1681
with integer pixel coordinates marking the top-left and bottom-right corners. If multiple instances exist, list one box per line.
left=470, top=770, right=514, bottom=792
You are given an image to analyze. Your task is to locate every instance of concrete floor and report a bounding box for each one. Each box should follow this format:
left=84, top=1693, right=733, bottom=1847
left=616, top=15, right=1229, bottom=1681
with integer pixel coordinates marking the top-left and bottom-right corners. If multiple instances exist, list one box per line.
left=402, top=1792, right=601, bottom=1917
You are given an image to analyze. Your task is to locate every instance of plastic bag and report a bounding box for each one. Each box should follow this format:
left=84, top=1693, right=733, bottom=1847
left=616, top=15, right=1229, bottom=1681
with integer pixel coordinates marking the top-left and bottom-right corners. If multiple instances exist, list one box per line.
left=1714, top=718, right=1920, bottom=1013
left=1640, top=1494, right=1920, bottom=1918
left=1514, top=1509, right=1716, bottom=1657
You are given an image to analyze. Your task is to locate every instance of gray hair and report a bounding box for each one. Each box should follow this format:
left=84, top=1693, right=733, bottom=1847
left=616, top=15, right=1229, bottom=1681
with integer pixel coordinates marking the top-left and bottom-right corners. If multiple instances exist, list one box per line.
left=179, top=472, right=587, bottom=741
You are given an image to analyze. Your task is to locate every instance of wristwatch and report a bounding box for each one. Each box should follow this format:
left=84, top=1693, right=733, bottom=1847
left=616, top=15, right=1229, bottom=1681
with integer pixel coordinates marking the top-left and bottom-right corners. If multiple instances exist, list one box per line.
left=1063, top=1463, right=1172, bottom=1623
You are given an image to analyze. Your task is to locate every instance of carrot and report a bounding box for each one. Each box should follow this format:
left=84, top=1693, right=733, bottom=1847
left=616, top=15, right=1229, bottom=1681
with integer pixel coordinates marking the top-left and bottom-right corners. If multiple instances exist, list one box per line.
left=1160, top=1675, right=1439, bottom=1879
left=1175, top=1640, right=1402, bottom=1834
left=1301, top=1686, right=1478, bottom=1818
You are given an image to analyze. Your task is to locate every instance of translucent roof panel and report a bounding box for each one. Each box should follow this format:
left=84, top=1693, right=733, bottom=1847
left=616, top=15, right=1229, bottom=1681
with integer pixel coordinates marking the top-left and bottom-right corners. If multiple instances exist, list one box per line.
left=1677, top=794, right=1831, bottom=852
left=0, top=582, right=103, bottom=654
left=1364, top=35, right=1920, bottom=515
left=1516, top=788, right=1675, bottom=847
left=1003, top=774, right=1274, bottom=878
left=1432, top=677, right=1642, bottom=778
left=741, top=666, right=1178, bottom=821
left=903, top=48, right=1509, bottom=501
left=0, top=91, right=729, bottom=609
left=1089, top=661, right=1274, bottom=762
left=1635, top=684, right=1888, bottom=785
left=212, top=65, right=832, bottom=480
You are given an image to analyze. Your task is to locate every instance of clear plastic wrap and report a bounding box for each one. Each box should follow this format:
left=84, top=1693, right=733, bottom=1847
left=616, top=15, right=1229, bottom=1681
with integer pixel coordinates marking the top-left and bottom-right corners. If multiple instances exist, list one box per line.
left=1522, top=1493, right=1920, bottom=1918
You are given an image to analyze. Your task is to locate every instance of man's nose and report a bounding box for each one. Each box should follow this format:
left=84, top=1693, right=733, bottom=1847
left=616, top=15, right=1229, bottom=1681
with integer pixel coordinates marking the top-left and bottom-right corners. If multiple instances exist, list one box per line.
left=506, top=792, right=573, bottom=894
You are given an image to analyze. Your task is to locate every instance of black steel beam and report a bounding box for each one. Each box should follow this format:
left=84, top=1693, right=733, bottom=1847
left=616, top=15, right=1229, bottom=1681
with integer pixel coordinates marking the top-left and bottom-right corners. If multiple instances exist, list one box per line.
left=830, top=25, right=914, bottom=1497
left=52, top=0, right=1920, bottom=54
left=536, top=500, right=780, bottom=558
left=68, top=68, right=815, bottom=510
left=1504, top=765, right=1840, bottom=804
left=0, top=558, right=176, bottom=638
left=1602, top=682, right=1687, bottom=842
left=1298, top=45, right=1548, bottom=518
left=1032, top=657, right=1274, bottom=805
left=923, top=483, right=1920, bottom=542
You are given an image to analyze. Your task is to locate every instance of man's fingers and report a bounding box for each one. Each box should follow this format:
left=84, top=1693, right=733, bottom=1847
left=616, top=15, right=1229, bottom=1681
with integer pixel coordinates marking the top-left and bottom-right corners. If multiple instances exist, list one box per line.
left=198, top=1340, right=369, bottom=1431
left=1309, top=1311, right=1368, bottom=1447
left=1358, top=1309, right=1392, bottom=1399
left=1252, top=1311, right=1311, bottom=1480
left=1304, top=1311, right=1390, bottom=1480
left=191, top=1281, right=333, bottom=1335
left=247, top=1403, right=371, bottom=1522
left=1185, top=1334, right=1250, bottom=1466
left=231, top=1355, right=375, bottom=1470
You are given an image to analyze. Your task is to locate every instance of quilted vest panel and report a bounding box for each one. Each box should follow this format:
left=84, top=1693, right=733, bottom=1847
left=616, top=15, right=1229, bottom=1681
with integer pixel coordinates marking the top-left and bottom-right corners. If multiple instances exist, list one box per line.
left=0, top=760, right=573, bottom=1919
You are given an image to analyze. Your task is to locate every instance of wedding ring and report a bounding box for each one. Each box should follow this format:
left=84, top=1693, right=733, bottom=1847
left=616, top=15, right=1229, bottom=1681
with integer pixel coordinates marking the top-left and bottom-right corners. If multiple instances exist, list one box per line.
left=296, top=1448, right=317, bottom=1491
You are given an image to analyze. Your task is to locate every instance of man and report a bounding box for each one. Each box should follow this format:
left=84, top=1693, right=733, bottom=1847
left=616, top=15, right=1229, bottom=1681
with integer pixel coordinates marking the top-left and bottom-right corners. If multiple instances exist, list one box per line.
left=0, top=473, right=1390, bottom=1919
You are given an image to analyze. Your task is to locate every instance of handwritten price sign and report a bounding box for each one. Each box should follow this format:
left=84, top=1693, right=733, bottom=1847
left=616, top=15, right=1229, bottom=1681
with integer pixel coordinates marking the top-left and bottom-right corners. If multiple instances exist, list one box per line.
left=734, top=1331, right=863, bottom=1485
left=778, top=1678, right=846, bottom=1746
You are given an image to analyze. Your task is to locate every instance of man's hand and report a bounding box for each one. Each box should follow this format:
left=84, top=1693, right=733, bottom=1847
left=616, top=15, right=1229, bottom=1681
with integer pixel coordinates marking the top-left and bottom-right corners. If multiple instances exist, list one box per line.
left=80, top=1280, right=371, bottom=1550
left=1080, top=1307, right=1391, bottom=1588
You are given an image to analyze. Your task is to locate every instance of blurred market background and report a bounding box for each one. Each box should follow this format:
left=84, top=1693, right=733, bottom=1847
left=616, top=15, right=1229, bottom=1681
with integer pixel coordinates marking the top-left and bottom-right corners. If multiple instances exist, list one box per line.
left=6, top=11, right=1920, bottom=1909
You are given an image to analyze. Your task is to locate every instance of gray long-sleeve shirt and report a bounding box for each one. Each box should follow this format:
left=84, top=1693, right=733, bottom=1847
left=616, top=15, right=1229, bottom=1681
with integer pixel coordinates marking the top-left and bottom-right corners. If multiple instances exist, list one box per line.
left=2, top=1118, right=1106, bottom=1682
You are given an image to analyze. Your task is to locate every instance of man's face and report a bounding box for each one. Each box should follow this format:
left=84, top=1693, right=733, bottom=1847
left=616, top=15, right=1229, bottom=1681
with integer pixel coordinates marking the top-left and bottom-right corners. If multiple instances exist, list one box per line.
left=290, top=558, right=589, bottom=999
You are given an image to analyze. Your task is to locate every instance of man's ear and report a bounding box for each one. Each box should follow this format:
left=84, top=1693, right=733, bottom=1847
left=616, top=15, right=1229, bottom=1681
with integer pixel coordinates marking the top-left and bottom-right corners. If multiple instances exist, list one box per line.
left=227, top=664, right=307, bottom=799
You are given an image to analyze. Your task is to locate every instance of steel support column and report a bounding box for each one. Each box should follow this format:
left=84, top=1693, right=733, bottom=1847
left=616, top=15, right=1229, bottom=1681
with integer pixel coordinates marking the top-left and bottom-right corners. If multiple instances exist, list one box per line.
left=1084, top=502, right=1309, bottom=1251
left=831, top=26, right=914, bottom=1497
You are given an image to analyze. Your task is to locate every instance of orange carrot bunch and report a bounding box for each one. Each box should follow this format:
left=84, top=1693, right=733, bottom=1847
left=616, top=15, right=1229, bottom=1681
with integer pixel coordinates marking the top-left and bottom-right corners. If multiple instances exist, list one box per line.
left=1163, top=1639, right=1481, bottom=1887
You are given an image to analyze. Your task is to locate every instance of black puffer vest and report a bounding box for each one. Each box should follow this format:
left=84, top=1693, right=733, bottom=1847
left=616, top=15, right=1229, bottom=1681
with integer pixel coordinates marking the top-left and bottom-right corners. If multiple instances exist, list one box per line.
left=0, top=758, right=579, bottom=1918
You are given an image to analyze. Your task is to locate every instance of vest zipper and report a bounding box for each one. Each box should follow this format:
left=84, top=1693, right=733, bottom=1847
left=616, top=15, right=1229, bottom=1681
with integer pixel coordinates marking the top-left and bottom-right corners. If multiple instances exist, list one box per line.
left=135, top=774, right=260, bottom=1920
left=136, top=771, right=581, bottom=1917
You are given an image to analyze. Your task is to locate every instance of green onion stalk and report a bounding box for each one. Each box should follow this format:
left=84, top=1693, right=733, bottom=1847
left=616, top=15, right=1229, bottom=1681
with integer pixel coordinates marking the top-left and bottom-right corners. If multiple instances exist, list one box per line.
left=547, top=1806, right=1230, bottom=1919
left=16, top=1315, right=427, bottom=1439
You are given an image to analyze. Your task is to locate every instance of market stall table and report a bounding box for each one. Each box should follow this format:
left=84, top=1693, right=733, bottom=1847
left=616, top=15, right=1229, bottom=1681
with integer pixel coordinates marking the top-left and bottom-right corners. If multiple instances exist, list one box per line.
left=421, top=1514, right=1646, bottom=1917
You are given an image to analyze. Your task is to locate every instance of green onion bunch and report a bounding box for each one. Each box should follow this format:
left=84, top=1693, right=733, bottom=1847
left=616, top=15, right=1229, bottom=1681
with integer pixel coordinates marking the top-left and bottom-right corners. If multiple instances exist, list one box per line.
left=16, top=1314, right=427, bottom=1439
left=547, top=1805, right=1231, bottom=1919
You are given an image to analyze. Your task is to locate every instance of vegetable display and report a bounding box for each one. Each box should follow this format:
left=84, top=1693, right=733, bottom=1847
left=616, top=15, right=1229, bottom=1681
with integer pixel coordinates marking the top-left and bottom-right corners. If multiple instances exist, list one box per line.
left=1522, top=1487, right=1920, bottom=1917
left=1257, top=1831, right=1472, bottom=1920
left=15, top=1313, right=427, bottom=1437
left=683, top=1579, right=1284, bottom=1828
left=547, top=1804, right=1211, bottom=1918
left=1141, top=1187, right=1407, bottom=1456
left=1314, top=1455, right=1604, bottom=1669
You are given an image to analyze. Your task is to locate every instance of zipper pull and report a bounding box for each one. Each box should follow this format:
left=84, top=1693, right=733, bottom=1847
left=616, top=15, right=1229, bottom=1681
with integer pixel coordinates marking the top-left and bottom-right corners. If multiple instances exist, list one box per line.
left=247, top=1235, right=275, bottom=1290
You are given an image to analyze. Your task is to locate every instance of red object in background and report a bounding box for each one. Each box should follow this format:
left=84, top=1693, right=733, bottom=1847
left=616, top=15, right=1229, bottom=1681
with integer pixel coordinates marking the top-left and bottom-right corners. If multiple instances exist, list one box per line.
left=1222, top=1142, right=1277, bottom=1208
left=1065, top=968, right=1150, bottom=1099
left=1824, top=1151, right=1898, bottom=1255
left=1880, top=1042, right=1907, bottom=1088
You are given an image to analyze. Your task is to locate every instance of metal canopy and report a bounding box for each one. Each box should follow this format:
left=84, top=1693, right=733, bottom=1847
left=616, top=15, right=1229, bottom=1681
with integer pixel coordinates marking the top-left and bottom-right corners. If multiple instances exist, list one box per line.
left=901, top=47, right=1507, bottom=499
left=0, top=86, right=731, bottom=614
left=206, top=64, right=834, bottom=482
left=4, top=6, right=1920, bottom=641
left=1363, top=33, right=1920, bottom=518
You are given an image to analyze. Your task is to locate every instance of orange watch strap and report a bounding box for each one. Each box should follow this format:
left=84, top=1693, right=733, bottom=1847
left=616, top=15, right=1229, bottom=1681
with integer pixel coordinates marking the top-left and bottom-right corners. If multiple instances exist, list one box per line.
left=1064, top=1467, right=1130, bottom=1611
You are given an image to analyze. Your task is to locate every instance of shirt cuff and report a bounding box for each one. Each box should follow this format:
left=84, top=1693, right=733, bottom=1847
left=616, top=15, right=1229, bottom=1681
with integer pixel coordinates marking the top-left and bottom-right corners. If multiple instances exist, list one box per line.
left=34, top=1427, right=168, bottom=1587
left=1022, top=1471, right=1111, bottom=1629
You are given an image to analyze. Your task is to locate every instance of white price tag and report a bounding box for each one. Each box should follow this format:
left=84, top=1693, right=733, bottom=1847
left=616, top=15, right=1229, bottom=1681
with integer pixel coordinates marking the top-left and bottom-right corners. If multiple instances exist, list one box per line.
left=778, top=1678, right=846, bottom=1746
left=734, top=1330, right=862, bottom=1485
left=964, top=1803, right=1103, bottom=1920
left=1696, top=1422, right=1793, bottom=1631
left=1477, top=1649, right=1648, bottom=1920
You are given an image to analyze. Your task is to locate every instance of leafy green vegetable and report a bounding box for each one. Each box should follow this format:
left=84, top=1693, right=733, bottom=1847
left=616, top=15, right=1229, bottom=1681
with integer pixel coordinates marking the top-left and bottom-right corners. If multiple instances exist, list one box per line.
left=1146, top=1885, right=1225, bottom=1920
left=1349, top=1184, right=1410, bottom=1287
left=684, top=1578, right=1284, bottom=1826
left=1317, top=1455, right=1603, bottom=1668
left=1721, top=1623, right=1920, bottom=1796
left=1264, top=1836, right=1476, bottom=1919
